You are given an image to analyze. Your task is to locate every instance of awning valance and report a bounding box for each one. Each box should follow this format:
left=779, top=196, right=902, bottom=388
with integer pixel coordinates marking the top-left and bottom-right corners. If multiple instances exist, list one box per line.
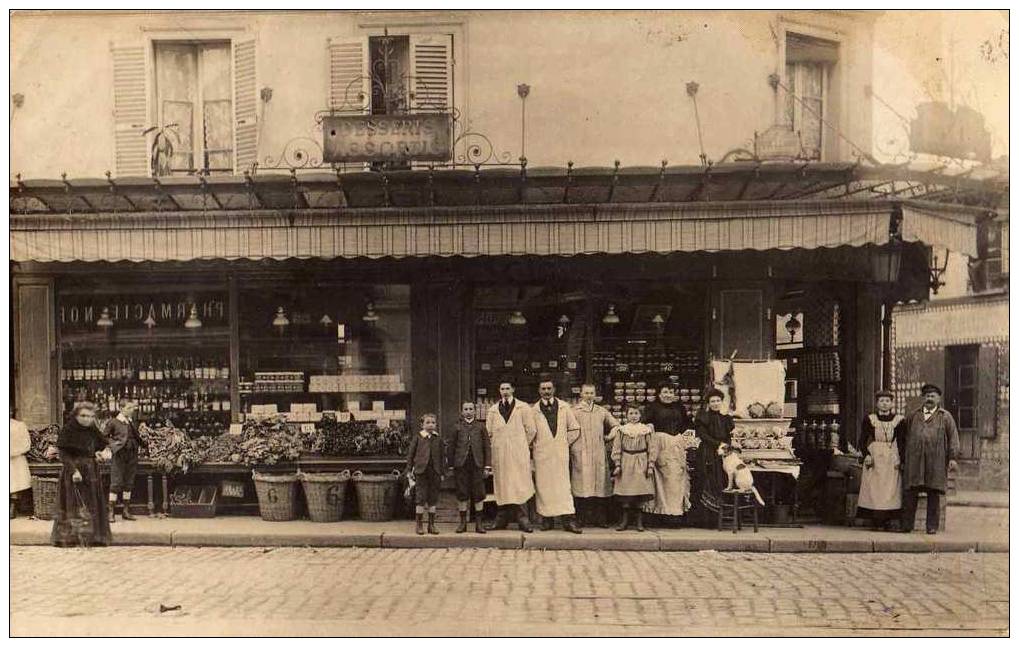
left=10, top=201, right=897, bottom=263
left=900, top=202, right=979, bottom=257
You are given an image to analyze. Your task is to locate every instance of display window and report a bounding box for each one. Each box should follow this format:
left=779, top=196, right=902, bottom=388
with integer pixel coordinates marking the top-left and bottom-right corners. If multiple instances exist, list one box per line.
left=237, top=282, right=411, bottom=428
left=472, top=283, right=707, bottom=422
left=57, top=287, right=231, bottom=436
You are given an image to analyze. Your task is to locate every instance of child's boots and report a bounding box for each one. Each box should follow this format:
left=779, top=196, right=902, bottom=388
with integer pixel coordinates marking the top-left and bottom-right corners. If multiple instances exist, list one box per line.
left=635, top=509, right=645, bottom=532
left=427, top=512, right=439, bottom=535
left=615, top=509, right=630, bottom=531
left=415, top=513, right=425, bottom=535
left=456, top=511, right=468, bottom=533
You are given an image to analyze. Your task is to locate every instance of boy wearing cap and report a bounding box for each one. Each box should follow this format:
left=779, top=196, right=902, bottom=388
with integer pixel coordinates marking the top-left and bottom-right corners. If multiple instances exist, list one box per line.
left=900, top=384, right=960, bottom=535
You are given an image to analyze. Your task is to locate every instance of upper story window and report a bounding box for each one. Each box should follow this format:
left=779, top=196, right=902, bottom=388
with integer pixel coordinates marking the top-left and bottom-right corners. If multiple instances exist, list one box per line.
left=154, top=41, right=234, bottom=174
left=369, top=35, right=411, bottom=115
left=971, top=218, right=1008, bottom=292
left=784, top=33, right=838, bottom=161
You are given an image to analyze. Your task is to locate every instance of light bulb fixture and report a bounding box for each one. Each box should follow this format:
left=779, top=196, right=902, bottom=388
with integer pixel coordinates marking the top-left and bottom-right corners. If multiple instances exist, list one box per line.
left=362, top=302, right=379, bottom=323
left=184, top=305, right=203, bottom=329
left=784, top=313, right=802, bottom=341
left=319, top=314, right=333, bottom=327
left=558, top=314, right=571, bottom=326
left=143, top=311, right=157, bottom=331
left=508, top=310, right=527, bottom=326
left=651, top=313, right=665, bottom=333
left=96, top=307, right=114, bottom=328
left=272, top=306, right=290, bottom=333
left=602, top=304, right=620, bottom=325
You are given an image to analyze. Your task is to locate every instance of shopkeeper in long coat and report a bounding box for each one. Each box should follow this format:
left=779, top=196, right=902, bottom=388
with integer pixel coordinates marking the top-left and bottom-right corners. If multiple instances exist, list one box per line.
left=857, top=390, right=907, bottom=531
left=532, top=380, right=583, bottom=533
left=485, top=381, right=536, bottom=532
left=571, top=383, right=620, bottom=527
left=900, top=383, right=960, bottom=535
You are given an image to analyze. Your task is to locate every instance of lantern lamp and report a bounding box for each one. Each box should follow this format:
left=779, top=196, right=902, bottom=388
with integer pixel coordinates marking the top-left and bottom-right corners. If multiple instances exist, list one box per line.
left=184, top=305, right=203, bottom=329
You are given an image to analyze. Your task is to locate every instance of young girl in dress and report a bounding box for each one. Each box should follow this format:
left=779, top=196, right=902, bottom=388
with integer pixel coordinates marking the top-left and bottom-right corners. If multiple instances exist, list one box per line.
left=610, top=405, right=658, bottom=532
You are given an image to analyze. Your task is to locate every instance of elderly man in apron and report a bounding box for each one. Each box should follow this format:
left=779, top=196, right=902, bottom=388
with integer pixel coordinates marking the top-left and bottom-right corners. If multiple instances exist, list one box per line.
left=900, top=383, right=960, bottom=535
left=533, top=380, right=583, bottom=533
left=485, top=381, right=536, bottom=532
left=857, top=390, right=907, bottom=530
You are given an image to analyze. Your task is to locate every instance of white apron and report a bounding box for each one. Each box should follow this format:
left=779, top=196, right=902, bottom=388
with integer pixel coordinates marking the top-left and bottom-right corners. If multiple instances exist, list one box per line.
left=532, top=399, right=580, bottom=517
left=10, top=418, right=32, bottom=494
left=486, top=401, right=536, bottom=505
left=858, top=414, right=903, bottom=511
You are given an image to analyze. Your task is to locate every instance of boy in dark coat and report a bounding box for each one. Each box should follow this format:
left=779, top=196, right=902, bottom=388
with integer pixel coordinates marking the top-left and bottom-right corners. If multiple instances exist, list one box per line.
left=405, top=413, right=444, bottom=535
left=446, top=401, right=492, bottom=534
left=105, top=400, right=145, bottom=523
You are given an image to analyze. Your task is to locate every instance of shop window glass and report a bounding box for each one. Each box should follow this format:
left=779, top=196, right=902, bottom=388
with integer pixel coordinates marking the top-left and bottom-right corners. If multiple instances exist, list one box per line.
left=154, top=41, right=234, bottom=174
left=237, top=284, right=411, bottom=427
left=785, top=33, right=837, bottom=161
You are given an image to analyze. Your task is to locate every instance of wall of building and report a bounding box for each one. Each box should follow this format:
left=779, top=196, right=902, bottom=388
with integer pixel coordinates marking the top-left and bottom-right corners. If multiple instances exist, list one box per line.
left=10, top=9, right=876, bottom=178
left=891, top=295, right=1009, bottom=490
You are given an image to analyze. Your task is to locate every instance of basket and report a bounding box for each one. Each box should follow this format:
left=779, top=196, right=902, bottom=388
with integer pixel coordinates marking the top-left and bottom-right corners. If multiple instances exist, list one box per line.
left=252, top=471, right=300, bottom=521
left=31, top=476, right=60, bottom=520
left=299, top=470, right=351, bottom=522
left=351, top=470, right=401, bottom=522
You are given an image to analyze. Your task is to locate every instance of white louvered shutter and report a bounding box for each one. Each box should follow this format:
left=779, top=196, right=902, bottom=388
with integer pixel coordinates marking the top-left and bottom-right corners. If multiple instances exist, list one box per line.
left=233, top=37, right=258, bottom=174
left=409, top=34, right=453, bottom=112
left=111, top=42, right=149, bottom=176
left=327, top=36, right=370, bottom=113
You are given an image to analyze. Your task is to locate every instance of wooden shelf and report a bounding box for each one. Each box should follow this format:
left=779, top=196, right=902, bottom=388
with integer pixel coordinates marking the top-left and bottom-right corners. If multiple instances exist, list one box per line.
left=61, top=328, right=230, bottom=348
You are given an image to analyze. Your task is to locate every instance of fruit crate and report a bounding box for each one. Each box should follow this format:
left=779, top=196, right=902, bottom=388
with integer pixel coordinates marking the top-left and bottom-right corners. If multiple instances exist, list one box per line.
left=169, top=485, right=219, bottom=518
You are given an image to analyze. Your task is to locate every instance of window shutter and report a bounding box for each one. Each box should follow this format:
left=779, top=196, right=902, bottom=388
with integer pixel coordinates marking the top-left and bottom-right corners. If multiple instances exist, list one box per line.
left=786, top=33, right=839, bottom=64
left=111, top=42, right=149, bottom=176
left=976, top=344, right=998, bottom=438
left=409, top=34, right=453, bottom=112
left=233, top=37, right=258, bottom=174
left=327, top=36, right=370, bottom=113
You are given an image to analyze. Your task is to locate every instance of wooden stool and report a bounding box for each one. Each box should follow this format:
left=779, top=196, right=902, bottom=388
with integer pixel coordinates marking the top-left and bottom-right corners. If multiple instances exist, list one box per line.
left=718, top=489, right=759, bottom=534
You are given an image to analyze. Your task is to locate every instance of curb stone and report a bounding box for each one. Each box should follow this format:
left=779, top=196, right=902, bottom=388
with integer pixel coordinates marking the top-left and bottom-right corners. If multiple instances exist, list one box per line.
left=658, top=534, right=771, bottom=552
left=770, top=538, right=874, bottom=553
left=522, top=531, right=661, bottom=551
left=381, top=532, right=524, bottom=549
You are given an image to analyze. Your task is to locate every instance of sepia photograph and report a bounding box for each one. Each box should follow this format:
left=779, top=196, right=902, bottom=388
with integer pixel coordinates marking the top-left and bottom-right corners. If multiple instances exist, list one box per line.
left=5, top=5, right=1011, bottom=638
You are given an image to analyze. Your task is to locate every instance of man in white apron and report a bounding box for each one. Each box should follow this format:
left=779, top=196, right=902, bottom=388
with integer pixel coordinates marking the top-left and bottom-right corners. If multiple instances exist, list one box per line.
left=485, top=381, right=536, bottom=532
left=533, top=380, right=583, bottom=533
left=857, top=390, right=906, bottom=530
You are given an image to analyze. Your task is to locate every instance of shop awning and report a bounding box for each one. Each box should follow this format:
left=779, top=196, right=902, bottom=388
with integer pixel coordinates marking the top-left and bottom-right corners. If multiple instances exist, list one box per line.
left=9, top=165, right=988, bottom=262
left=10, top=200, right=908, bottom=262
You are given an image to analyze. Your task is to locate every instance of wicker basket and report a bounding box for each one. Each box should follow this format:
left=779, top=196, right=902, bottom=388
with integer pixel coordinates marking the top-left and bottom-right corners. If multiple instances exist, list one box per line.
left=31, top=476, right=60, bottom=520
left=351, top=470, right=401, bottom=522
left=252, top=471, right=300, bottom=521
left=299, top=470, right=351, bottom=522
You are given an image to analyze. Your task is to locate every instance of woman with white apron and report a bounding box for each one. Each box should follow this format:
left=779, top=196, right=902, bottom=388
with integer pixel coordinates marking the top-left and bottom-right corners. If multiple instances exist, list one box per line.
left=857, top=390, right=907, bottom=530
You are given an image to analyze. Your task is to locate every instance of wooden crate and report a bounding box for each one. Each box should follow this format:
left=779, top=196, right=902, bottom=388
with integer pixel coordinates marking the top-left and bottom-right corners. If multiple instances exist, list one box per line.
left=169, top=485, right=219, bottom=518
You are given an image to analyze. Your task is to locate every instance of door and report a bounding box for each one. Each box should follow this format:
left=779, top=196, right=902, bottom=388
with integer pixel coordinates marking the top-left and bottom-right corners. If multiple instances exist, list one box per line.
left=945, top=345, right=980, bottom=460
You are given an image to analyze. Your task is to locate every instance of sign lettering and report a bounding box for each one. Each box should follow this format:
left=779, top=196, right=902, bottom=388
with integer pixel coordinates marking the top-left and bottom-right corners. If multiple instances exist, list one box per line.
left=323, top=114, right=452, bottom=163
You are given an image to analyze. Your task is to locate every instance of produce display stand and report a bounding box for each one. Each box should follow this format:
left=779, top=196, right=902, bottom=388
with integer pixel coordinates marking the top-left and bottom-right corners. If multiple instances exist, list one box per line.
left=730, top=418, right=803, bottom=527
left=27, top=455, right=404, bottom=517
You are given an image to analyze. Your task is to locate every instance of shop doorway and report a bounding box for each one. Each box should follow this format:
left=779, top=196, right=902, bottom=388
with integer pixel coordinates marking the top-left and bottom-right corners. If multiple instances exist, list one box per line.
left=945, top=344, right=980, bottom=461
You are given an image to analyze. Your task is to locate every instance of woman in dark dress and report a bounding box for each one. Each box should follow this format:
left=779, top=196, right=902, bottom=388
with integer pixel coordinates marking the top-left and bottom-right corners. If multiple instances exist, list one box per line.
left=692, top=388, right=735, bottom=526
left=51, top=402, right=112, bottom=547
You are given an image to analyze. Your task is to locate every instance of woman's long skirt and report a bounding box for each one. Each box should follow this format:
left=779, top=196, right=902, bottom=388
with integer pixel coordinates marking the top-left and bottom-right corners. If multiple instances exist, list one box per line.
left=50, top=455, right=112, bottom=548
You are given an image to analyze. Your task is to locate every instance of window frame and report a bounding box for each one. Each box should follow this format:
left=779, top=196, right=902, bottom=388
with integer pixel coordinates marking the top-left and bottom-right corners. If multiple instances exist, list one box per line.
left=141, top=29, right=249, bottom=176
left=776, top=20, right=844, bottom=162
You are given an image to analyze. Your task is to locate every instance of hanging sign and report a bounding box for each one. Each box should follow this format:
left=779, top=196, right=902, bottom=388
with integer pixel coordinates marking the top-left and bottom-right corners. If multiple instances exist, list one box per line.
left=58, top=293, right=227, bottom=332
left=322, top=114, right=452, bottom=162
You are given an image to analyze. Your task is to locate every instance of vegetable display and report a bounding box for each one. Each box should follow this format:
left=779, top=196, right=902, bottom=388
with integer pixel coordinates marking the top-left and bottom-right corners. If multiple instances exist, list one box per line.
left=27, top=425, right=61, bottom=462
left=140, top=424, right=204, bottom=474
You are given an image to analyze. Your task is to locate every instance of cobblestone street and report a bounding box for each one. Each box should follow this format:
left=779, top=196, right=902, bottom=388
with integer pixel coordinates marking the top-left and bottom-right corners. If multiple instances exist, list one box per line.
left=10, top=546, right=1009, bottom=636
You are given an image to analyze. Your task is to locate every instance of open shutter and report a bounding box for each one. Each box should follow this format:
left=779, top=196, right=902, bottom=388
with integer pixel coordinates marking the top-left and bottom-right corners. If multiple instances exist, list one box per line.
left=327, top=36, right=370, bottom=113
left=409, top=33, right=453, bottom=112
left=233, top=37, right=258, bottom=174
left=976, top=344, right=998, bottom=438
left=111, top=42, right=149, bottom=176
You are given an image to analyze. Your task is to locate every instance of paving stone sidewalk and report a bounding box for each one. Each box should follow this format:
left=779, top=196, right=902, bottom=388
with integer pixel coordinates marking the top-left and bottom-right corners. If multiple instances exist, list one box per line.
left=9, top=546, right=1009, bottom=636
left=9, top=504, right=1007, bottom=552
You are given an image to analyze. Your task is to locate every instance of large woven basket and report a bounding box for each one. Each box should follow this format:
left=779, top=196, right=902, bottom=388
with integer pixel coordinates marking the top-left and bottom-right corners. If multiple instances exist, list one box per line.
left=299, top=470, right=351, bottom=523
left=31, top=476, right=60, bottom=520
left=252, top=471, right=300, bottom=521
left=351, top=470, right=401, bottom=522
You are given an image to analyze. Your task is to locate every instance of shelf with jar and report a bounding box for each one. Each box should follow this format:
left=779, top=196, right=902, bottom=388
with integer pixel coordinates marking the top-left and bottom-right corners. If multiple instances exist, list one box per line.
left=591, top=343, right=704, bottom=421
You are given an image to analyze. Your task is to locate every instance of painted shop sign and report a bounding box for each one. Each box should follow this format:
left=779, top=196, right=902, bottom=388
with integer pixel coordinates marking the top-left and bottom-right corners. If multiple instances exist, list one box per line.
left=322, top=113, right=452, bottom=162
left=59, top=294, right=227, bottom=331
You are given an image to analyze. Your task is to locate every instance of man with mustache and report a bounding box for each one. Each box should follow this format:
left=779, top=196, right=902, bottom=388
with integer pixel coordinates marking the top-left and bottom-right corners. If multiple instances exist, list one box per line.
left=900, top=383, right=960, bottom=535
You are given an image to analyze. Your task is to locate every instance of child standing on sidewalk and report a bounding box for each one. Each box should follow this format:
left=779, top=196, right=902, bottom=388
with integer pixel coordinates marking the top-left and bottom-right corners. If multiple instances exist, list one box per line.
left=610, top=405, right=659, bottom=532
left=446, top=401, right=492, bottom=534
left=405, top=413, right=444, bottom=535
